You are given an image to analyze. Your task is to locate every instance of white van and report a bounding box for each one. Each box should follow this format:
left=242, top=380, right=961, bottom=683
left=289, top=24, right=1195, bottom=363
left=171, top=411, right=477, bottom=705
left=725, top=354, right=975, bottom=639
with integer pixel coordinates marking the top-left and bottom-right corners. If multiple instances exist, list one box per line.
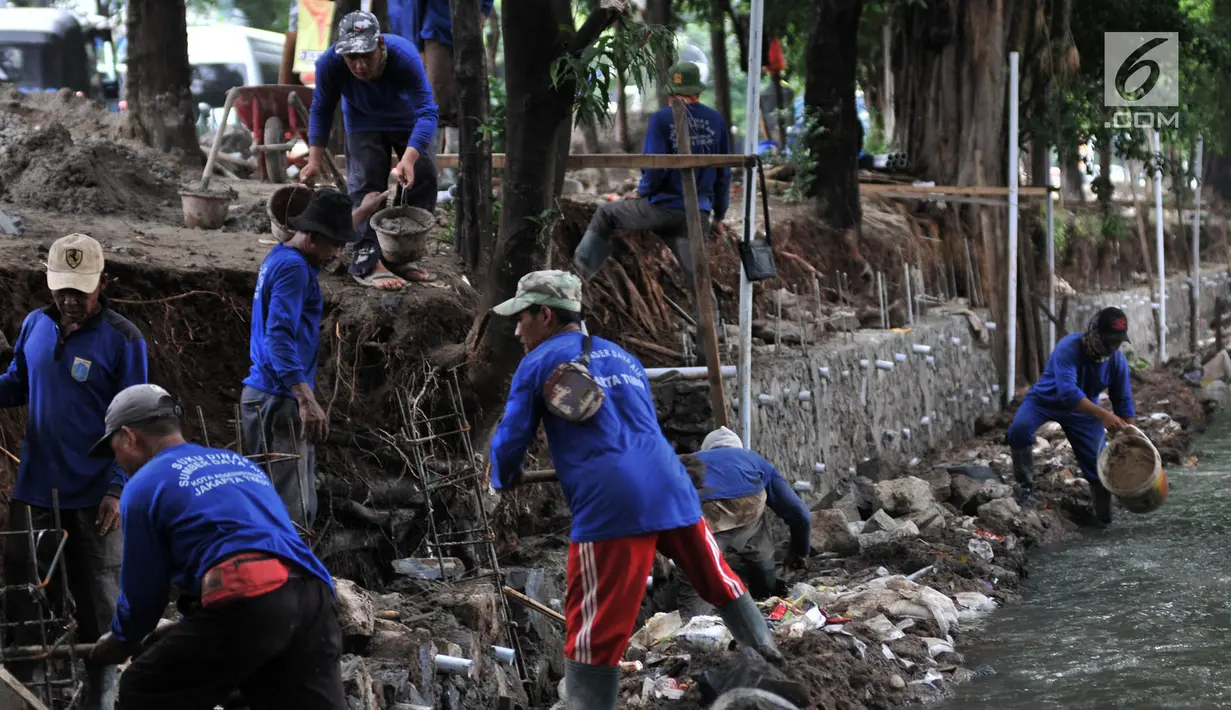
left=188, top=24, right=285, bottom=113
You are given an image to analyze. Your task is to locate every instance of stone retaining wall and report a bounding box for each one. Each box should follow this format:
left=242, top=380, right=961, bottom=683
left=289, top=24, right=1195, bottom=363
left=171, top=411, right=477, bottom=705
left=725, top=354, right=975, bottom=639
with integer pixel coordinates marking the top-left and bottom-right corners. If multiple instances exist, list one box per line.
left=651, top=268, right=1231, bottom=506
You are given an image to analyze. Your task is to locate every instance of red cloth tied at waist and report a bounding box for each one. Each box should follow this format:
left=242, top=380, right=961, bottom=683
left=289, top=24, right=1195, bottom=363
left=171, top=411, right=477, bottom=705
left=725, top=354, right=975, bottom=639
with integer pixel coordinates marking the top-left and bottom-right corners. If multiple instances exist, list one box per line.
left=200, top=552, right=291, bottom=608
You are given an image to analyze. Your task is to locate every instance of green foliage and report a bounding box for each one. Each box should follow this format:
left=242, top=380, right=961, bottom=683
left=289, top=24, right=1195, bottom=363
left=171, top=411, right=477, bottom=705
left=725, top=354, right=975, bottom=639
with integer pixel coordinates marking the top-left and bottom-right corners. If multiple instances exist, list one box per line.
left=779, top=108, right=821, bottom=204
left=550, top=20, right=676, bottom=128
left=483, top=80, right=507, bottom=153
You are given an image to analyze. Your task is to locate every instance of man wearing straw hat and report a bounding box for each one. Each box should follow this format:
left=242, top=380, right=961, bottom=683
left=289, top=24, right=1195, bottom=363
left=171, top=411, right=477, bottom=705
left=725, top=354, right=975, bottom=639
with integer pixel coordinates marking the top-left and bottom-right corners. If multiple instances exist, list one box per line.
left=1006, top=306, right=1135, bottom=524
left=242, top=189, right=360, bottom=532
left=0, top=233, right=148, bottom=709
left=488, top=270, right=782, bottom=710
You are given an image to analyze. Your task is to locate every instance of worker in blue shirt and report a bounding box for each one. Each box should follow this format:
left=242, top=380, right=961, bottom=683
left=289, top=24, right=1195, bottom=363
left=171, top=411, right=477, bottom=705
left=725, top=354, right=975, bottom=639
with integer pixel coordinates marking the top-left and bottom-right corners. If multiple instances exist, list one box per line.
left=301, top=11, right=439, bottom=289
left=1007, top=307, right=1135, bottom=524
left=677, top=426, right=812, bottom=615
left=387, top=0, right=493, bottom=148
left=0, top=233, right=147, bottom=709
left=488, top=270, right=782, bottom=710
left=241, top=189, right=361, bottom=532
left=573, top=61, right=729, bottom=361
left=87, top=384, right=344, bottom=710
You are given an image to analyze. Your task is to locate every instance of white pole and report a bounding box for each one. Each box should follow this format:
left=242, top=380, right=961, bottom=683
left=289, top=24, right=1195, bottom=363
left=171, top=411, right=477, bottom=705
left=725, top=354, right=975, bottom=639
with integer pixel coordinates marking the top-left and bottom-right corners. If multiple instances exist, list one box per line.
left=1046, top=150, right=1056, bottom=354
left=737, top=0, right=764, bottom=448
left=1192, top=134, right=1204, bottom=352
left=1153, top=129, right=1166, bottom=361
left=904, top=260, right=914, bottom=325
left=1006, top=52, right=1019, bottom=403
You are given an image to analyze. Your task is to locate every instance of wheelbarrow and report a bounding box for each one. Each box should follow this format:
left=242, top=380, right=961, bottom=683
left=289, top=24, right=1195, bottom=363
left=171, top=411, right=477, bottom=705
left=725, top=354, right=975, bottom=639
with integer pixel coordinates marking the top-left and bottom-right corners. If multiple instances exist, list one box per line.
left=200, top=85, right=345, bottom=188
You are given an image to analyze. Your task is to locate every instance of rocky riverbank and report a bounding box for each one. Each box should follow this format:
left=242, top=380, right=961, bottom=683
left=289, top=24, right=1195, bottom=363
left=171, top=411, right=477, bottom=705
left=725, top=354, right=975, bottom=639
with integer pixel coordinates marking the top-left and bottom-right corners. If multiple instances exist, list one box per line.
left=317, top=366, right=1205, bottom=709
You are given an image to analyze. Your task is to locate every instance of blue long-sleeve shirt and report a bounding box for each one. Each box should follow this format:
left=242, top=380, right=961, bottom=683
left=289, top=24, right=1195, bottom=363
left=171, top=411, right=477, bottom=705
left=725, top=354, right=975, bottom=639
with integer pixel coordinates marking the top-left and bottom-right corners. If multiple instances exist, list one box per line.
left=489, top=332, right=702, bottom=543
left=1028, top=332, right=1136, bottom=417
left=696, top=448, right=812, bottom=559
left=110, top=443, right=334, bottom=644
left=638, top=102, right=732, bottom=220
left=418, top=0, right=494, bottom=47
left=0, top=302, right=147, bottom=509
left=308, top=33, right=439, bottom=155
left=243, top=244, right=322, bottom=397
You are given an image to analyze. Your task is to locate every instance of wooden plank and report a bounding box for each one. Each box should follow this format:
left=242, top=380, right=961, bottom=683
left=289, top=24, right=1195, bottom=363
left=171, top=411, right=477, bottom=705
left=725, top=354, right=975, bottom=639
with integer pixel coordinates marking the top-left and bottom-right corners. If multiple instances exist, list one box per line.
left=669, top=98, right=729, bottom=430
left=0, top=667, right=48, bottom=710
left=434, top=153, right=756, bottom=170
left=861, top=183, right=1050, bottom=197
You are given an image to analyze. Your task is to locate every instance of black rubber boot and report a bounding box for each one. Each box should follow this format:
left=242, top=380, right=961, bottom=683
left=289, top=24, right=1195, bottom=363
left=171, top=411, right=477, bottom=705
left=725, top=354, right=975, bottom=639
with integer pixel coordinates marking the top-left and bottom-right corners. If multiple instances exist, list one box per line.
left=572, top=228, right=613, bottom=281
left=1011, top=447, right=1037, bottom=506
left=564, top=659, right=620, bottom=710
left=717, top=592, right=785, bottom=666
left=1091, top=481, right=1114, bottom=526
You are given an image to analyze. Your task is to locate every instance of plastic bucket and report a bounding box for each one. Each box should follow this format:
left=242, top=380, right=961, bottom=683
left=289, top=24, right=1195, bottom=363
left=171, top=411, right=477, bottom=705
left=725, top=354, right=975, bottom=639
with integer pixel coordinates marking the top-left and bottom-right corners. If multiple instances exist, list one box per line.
left=179, top=190, right=231, bottom=230
left=371, top=205, right=433, bottom=266
left=267, top=185, right=313, bottom=242
left=1096, top=425, right=1169, bottom=514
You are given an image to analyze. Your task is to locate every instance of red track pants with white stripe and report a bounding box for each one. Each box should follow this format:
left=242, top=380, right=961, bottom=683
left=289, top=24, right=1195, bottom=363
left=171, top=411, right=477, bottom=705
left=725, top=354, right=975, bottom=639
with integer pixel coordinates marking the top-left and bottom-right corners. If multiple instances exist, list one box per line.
left=564, top=519, right=746, bottom=666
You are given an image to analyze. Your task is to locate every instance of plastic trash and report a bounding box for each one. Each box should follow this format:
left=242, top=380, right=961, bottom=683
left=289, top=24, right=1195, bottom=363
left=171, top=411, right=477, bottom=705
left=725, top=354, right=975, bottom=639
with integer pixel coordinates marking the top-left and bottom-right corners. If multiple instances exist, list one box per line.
left=674, top=615, right=734, bottom=651
left=968, top=539, right=994, bottom=562
left=629, top=610, right=682, bottom=649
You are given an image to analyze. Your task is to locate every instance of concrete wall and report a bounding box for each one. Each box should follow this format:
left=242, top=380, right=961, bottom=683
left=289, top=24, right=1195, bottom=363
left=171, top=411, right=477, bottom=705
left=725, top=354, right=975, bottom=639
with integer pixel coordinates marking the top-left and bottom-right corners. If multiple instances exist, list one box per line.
left=1066, top=268, right=1231, bottom=365
left=652, top=268, right=1231, bottom=505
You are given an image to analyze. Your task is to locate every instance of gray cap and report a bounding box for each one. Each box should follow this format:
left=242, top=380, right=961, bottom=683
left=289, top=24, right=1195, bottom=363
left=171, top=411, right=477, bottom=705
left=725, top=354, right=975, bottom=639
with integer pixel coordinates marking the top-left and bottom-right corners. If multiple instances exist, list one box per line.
left=89, top=384, right=183, bottom=458
left=336, top=11, right=381, bottom=55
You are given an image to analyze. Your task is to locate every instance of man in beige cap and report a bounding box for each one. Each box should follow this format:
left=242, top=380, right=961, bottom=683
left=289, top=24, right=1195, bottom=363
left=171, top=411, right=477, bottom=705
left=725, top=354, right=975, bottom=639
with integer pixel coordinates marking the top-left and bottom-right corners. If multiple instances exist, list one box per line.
left=0, top=233, right=148, bottom=709
left=488, top=270, right=781, bottom=710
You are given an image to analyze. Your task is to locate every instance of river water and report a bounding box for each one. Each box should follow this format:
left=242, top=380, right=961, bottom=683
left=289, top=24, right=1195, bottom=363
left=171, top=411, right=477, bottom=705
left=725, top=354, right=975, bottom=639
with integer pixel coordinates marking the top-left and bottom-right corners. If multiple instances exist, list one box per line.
left=948, top=417, right=1231, bottom=709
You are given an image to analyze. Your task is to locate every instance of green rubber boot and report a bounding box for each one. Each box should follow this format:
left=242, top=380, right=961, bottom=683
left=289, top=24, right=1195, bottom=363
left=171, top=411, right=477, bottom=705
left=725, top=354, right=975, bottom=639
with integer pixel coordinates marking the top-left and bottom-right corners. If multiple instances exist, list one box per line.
left=1011, top=447, right=1037, bottom=506
left=564, top=659, right=620, bottom=710
left=717, top=592, right=785, bottom=666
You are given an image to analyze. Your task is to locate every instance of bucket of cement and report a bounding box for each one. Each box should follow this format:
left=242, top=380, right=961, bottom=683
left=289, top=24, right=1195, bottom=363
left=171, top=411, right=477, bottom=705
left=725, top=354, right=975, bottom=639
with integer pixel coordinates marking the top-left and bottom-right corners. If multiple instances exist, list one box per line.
left=1097, top=425, right=1169, bottom=514
left=370, top=204, right=433, bottom=265
left=180, top=189, right=232, bottom=230
left=267, top=185, right=313, bottom=242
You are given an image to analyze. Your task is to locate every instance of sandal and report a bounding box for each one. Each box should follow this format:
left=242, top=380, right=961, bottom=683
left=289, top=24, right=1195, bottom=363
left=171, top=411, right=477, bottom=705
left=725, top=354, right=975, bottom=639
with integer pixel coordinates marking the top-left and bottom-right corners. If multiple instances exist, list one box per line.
left=387, top=261, right=435, bottom=282
left=352, top=271, right=407, bottom=290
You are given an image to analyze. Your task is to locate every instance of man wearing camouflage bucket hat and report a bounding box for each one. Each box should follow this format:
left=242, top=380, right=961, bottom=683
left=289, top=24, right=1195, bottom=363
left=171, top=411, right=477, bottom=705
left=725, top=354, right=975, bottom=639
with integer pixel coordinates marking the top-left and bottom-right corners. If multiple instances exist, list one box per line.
left=488, top=270, right=783, bottom=710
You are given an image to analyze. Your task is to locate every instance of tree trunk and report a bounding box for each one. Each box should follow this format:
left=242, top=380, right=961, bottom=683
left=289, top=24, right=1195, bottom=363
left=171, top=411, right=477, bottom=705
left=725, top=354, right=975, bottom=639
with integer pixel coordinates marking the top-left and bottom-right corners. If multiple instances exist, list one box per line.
left=581, top=117, right=610, bottom=190
left=485, top=8, right=501, bottom=76
left=894, top=0, right=1025, bottom=377
left=124, top=0, right=199, bottom=158
left=1061, top=157, right=1085, bottom=202
left=646, top=0, right=671, bottom=111
left=451, top=0, right=494, bottom=277
left=467, top=0, right=620, bottom=419
left=1206, top=153, right=1231, bottom=202
left=805, top=0, right=862, bottom=231
left=616, top=69, right=634, bottom=152
left=709, top=0, right=732, bottom=125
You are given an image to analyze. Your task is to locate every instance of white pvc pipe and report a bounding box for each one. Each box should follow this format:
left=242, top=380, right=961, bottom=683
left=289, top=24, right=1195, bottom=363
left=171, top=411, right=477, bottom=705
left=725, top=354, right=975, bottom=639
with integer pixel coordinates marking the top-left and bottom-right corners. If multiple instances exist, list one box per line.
left=1046, top=151, right=1056, bottom=354
left=737, top=0, right=765, bottom=448
left=1153, top=130, right=1166, bottom=361
left=1192, top=135, right=1204, bottom=349
left=1006, top=52, right=1019, bottom=402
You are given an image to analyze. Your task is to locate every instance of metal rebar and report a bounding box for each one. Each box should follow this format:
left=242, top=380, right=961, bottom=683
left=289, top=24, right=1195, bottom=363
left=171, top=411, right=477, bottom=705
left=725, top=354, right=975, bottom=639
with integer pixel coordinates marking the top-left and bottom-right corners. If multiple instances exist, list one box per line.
left=197, top=405, right=210, bottom=448
left=287, top=418, right=309, bottom=532
left=234, top=404, right=244, bottom=454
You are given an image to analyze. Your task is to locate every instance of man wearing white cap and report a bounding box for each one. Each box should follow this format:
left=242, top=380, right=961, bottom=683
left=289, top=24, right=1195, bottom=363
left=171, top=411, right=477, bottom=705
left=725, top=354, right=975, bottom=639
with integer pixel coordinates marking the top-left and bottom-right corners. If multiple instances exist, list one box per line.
left=0, top=233, right=148, bottom=709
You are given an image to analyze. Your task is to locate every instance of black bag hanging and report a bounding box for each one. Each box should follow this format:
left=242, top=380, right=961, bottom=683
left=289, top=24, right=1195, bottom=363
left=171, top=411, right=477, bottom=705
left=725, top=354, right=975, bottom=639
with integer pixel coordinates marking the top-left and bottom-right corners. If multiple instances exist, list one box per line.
left=738, top=159, right=777, bottom=282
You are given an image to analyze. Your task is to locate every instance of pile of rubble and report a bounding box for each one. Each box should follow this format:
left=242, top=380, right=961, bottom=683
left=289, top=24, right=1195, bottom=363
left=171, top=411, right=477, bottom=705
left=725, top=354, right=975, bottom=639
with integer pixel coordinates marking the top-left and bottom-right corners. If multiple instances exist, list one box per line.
left=313, top=366, right=1199, bottom=709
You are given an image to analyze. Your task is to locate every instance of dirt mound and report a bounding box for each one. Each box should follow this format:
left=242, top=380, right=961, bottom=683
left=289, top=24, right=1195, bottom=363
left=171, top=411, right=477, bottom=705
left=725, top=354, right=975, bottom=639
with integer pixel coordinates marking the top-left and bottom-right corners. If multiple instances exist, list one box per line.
left=0, top=119, right=179, bottom=218
left=0, top=85, right=128, bottom=142
left=223, top=201, right=273, bottom=235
